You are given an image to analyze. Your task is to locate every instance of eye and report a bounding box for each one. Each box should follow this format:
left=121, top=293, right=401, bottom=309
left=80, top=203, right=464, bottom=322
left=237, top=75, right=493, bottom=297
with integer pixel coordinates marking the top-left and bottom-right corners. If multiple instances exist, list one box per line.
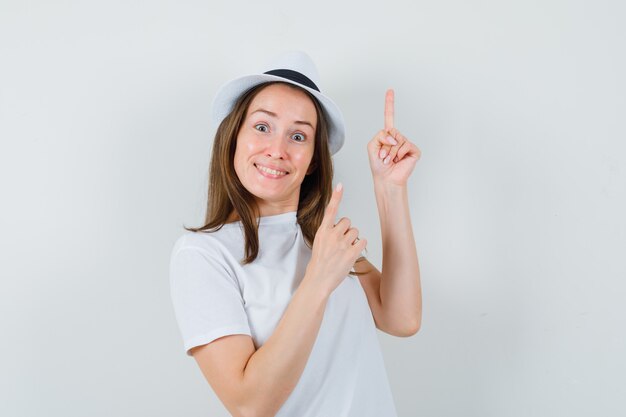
left=254, top=123, right=268, bottom=132
left=292, top=133, right=305, bottom=142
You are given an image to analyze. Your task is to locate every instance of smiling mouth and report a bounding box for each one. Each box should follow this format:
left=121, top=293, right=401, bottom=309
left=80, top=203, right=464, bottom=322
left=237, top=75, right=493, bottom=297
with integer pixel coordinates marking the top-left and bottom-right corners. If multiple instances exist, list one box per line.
left=254, top=163, right=289, bottom=177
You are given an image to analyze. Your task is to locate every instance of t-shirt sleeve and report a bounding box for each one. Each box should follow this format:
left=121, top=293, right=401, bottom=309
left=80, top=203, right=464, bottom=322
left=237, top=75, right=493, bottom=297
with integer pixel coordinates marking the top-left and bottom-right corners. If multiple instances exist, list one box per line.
left=169, top=245, right=252, bottom=356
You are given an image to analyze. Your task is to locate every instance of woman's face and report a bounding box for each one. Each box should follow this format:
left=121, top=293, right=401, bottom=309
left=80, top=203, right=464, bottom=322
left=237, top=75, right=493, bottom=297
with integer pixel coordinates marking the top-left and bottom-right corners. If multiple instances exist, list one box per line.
left=233, top=83, right=317, bottom=216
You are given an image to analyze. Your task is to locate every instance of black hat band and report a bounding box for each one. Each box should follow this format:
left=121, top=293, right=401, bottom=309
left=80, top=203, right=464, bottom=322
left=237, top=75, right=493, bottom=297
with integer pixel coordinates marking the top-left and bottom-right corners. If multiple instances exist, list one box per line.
left=263, top=69, right=320, bottom=92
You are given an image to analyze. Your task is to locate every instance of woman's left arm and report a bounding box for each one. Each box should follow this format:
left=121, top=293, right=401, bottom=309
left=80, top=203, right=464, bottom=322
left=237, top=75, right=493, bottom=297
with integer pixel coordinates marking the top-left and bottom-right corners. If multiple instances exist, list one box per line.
left=364, top=89, right=422, bottom=333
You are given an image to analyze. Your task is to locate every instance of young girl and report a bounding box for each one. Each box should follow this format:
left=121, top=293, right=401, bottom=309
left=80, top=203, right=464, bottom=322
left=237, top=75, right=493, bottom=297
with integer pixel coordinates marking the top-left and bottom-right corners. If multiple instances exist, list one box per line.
left=170, top=51, right=422, bottom=417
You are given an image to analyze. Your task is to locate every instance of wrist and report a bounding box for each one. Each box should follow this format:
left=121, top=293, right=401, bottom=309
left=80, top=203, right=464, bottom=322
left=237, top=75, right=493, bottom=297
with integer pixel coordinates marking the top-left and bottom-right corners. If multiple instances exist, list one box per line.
left=301, top=270, right=332, bottom=301
left=374, top=179, right=408, bottom=199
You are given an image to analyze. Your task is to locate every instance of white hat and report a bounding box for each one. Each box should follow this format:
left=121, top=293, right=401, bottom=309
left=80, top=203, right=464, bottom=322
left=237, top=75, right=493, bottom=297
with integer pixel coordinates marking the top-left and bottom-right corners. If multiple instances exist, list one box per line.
left=210, top=51, right=346, bottom=155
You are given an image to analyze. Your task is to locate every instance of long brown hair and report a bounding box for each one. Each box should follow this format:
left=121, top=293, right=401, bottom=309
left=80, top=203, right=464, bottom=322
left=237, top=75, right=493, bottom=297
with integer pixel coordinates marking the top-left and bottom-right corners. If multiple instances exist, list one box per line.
left=185, top=81, right=367, bottom=275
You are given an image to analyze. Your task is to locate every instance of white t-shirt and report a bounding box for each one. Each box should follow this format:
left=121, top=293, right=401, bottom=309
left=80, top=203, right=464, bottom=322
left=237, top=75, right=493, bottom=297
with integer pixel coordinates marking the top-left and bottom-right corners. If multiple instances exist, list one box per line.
left=169, top=211, right=398, bottom=417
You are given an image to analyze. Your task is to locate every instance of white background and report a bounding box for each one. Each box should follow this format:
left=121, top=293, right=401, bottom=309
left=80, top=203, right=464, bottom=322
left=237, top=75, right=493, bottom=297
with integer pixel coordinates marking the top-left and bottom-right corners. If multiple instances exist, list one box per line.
left=1, top=0, right=624, bottom=416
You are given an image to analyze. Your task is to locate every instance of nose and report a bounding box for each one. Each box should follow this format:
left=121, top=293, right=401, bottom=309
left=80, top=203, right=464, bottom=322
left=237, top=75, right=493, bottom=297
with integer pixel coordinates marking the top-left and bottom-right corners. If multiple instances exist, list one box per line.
left=264, top=134, right=288, bottom=159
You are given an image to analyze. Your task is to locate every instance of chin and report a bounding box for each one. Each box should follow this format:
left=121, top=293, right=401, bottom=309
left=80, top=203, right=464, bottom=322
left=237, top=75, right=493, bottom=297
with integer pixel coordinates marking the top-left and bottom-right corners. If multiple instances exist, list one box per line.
left=248, top=183, right=300, bottom=204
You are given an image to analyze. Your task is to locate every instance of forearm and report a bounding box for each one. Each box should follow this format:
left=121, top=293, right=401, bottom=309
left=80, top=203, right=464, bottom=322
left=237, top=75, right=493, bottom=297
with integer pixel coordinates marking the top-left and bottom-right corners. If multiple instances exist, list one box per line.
left=239, top=275, right=330, bottom=417
left=374, top=179, right=422, bottom=329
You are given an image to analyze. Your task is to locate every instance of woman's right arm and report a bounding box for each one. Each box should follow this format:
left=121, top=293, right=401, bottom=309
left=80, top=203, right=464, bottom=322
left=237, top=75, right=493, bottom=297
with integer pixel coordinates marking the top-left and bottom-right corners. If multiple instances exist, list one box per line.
left=191, top=274, right=329, bottom=417
left=191, top=183, right=367, bottom=417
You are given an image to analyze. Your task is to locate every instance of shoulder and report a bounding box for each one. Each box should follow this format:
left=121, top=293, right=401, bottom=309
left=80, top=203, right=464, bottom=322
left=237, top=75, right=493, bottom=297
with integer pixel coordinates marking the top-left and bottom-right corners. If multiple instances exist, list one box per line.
left=169, top=230, right=238, bottom=286
left=170, top=226, right=245, bottom=266
left=171, top=229, right=226, bottom=258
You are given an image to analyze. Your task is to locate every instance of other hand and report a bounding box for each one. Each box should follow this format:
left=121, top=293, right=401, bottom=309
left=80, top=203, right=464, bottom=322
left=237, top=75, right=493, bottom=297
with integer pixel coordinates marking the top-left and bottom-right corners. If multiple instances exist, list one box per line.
left=366, top=89, right=421, bottom=186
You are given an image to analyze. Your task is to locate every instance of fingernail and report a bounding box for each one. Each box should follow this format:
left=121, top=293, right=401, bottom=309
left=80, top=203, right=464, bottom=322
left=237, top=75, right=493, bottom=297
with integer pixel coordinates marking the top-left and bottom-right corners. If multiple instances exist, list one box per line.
left=380, top=149, right=387, bottom=159
left=384, top=155, right=390, bottom=164
left=387, top=136, right=397, bottom=145
left=336, top=182, right=343, bottom=192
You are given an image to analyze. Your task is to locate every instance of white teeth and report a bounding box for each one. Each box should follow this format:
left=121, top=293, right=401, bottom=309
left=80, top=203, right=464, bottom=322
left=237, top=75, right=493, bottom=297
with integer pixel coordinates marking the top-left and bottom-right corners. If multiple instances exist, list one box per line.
left=256, top=164, right=287, bottom=176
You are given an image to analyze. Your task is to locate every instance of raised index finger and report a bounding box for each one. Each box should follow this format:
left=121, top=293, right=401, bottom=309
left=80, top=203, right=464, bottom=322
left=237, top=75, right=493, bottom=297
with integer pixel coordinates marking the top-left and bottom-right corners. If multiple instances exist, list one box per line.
left=321, top=182, right=343, bottom=228
left=384, top=88, right=395, bottom=131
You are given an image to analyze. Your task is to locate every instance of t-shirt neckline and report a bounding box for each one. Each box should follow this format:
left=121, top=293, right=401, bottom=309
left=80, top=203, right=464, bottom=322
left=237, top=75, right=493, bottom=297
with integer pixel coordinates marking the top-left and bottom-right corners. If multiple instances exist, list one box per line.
left=257, top=211, right=297, bottom=225
left=222, top=210, right=297, bottom=227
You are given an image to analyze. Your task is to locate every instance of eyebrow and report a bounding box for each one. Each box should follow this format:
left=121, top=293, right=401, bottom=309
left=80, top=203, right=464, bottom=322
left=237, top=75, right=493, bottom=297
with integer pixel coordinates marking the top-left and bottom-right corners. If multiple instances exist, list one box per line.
left=249, top=108, right=315, bottom=130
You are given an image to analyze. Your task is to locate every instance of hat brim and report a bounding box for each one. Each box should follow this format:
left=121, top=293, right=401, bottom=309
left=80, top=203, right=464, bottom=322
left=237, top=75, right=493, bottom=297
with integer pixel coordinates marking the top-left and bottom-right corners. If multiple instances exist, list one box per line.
left=211, top=74, right=345, bottom=155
